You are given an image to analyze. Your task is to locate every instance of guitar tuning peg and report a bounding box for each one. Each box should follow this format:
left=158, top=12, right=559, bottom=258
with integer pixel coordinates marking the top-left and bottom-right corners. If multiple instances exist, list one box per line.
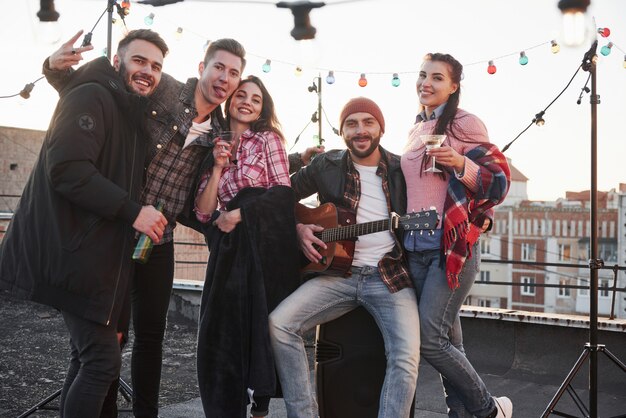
left=428, top=230, right=435, bottom=236
left=429, top=206, right=436, bottom=210
left=419, top=230, right=424, bottom=235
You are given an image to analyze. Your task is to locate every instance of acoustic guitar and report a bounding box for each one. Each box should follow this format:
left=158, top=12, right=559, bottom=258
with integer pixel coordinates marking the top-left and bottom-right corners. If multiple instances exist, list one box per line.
left=295, top=202, right=438, bottom=276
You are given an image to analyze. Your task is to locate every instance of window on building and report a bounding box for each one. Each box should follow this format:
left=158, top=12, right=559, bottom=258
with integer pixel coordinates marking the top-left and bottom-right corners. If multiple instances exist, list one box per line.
left=600, top=279, right=610, bottom=298
left=558, top=278, right=571, bottom=297
left=578, top=278, right=589, bottom=296
left=558, top=244, right=571, bottom=261
left=480, top=271, right=491, bottom=282
left=599, top=242, right=617, bottom=263
left=521, top=243, right=537, bottom=261
left=480, top=238, right=491, bottom=255
left=479, top=299, right=492, bottom=308
left=521, top=276, right=536, bottom=296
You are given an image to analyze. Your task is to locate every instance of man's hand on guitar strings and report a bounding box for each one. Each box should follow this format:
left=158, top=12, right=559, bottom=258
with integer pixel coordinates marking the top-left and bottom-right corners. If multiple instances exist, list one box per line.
left=296, top=223, right=326, bottom=263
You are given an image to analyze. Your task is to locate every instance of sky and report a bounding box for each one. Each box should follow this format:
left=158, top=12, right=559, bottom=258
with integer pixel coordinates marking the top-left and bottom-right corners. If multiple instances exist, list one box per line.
left=1, top=0, right=625, bottom=201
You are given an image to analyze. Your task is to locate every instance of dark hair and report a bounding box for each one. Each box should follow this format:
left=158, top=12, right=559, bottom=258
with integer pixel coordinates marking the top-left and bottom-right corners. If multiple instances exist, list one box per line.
left=203, top=38, right=246, bottom=72
left=117, top=29, right=169, bottom=58
left=420, top=53, right=471, bottom=177
left=225, top=75, right=284, bottom=142
left=421, top=53, right=463, bottom=137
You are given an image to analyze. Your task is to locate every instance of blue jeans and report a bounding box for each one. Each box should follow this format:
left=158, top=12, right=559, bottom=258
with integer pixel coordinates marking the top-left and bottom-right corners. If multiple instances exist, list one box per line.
left=269, top=266, right=420, bottom=418
left=407, top=244, right=495, bottom=418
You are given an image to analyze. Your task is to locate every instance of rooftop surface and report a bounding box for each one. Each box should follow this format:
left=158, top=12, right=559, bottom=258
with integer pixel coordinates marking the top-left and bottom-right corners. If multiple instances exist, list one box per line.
left=2, top=292, right=625, bottom=418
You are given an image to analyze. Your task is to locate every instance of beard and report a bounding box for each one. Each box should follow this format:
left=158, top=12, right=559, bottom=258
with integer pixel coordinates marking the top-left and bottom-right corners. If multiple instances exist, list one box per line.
left=117, top=61, right=134, bottom=93
left=118, top=61, right=153, bottom=96
left=344, top=133, right=381, bottom=159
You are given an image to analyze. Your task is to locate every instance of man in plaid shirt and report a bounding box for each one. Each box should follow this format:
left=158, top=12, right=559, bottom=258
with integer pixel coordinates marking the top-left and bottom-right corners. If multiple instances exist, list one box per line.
left=269, top=97, right=420, bottom=418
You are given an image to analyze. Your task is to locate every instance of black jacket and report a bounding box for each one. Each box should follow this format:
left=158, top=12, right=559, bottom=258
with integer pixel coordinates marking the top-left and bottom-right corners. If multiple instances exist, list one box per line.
left=291, top=146, right=407, bottom=221
left=0, top=57, right=147, bottom=326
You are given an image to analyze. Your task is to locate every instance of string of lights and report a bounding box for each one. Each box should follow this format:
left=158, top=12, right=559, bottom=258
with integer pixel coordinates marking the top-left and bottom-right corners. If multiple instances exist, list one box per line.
left=1, top=2, right=624, bottom=100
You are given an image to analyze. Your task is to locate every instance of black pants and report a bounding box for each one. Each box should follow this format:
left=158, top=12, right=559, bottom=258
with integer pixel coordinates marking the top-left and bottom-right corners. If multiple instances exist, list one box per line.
left=60, top=311, right=121, bottom=418
left=131, top=241, right=175, bottom=418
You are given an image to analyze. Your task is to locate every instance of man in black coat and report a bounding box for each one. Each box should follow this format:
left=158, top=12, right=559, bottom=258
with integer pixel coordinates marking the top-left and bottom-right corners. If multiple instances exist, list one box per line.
left=0, top=30, right=168, bottom=417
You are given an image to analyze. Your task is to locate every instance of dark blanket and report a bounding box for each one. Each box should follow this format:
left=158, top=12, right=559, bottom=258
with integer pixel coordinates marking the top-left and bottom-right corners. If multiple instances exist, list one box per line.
left=197, top=185, right=301, bottom=417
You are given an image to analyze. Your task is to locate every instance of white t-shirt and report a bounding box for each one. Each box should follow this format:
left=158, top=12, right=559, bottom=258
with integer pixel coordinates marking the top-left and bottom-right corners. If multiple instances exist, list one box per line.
left=183, top=117, right=212, bottom=149
left=352, top=162, right=395, bottom=267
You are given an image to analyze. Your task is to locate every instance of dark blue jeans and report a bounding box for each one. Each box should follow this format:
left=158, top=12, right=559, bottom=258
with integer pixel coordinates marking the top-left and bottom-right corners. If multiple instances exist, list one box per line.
left=60, top=311, right=121, bottom=418
left=131, top=241, right=175, bottom=418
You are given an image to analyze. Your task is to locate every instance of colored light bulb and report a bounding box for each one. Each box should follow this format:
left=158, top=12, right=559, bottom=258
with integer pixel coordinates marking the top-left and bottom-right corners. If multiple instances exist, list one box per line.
left=144, top=13, right=154, bottom=25
left=326, top=70, right=335, bottom=84
left=623, top=55, right=626, bottom=69
left=551, top=40, right=560, bottom=54
left=358, top=73, right=367, bottom=87
left=262, top=59, right=271, bottom=73
left=597, top=27, right=611, bottom=38
left=519, top=51, right=529, bottom=66
left=175, top=27, right=183, bottom=41
left=487, top=60, right=497, bottom=75
left=600, top=42, right=613, bottom=56
left=391, top=73, right=400, bottom=87
left=294, top=66, right=303, bottom=76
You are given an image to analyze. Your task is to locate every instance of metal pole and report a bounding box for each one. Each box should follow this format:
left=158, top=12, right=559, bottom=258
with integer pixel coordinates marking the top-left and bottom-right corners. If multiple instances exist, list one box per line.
left=107, top=0, right=114, bottom=61
left=587, top=47, right=598, bottom=418
left=317, top=73, right=323, bottom=145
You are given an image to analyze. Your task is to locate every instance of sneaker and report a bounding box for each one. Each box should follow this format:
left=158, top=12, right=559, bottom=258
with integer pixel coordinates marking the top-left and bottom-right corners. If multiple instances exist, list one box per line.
left=493, top=396, right=513, bottom=418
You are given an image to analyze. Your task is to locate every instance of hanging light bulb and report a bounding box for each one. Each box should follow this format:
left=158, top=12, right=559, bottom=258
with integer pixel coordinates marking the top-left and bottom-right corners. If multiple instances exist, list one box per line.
left=144, top=13, right=155, bottom=25
left=175, top=27, right=183, bottom=41
left=557, top=0, right=589, bottom=47
left=294, top=66, right=303, bottom=77
left=597, top=27, right=611, bottom=38
left=326, top=70, right=335, bottom=84
left=623, top=55, right=626, bottom=69
left=262, top=59, right=271, bottom=73
left=36, top=0, right=61, bottom=44
left=518, top=51, right=529, bottom=66
left=487, top=60, right=497, bottom=75
left=391, top=73, right=401, bottom=87
left=551, top=39, right=561, bottom=54
left=19, top=83, right=35, bottom=99
left=600, top=42, right=613, bottom=56
left=121, top=0, right=131, bottom=16
left=358, top=73, right=367, bottom=87
left=533, top=111, right=546, bottom=127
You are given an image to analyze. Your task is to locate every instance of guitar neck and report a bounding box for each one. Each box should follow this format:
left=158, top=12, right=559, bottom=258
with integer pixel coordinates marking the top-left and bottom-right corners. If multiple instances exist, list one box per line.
left=316, top=218, right=393, bottom=243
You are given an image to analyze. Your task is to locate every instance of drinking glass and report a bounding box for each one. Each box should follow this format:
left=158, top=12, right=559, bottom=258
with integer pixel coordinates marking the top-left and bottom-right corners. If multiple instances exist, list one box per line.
left=420, top=134, right=446, bottom=173
left=218, top=131, right=234, bottom=151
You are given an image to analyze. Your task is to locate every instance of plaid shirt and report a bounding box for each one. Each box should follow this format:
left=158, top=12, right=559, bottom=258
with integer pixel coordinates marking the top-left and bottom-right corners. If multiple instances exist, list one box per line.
left=195, top=129, right=291, bottom=221
left=141, top=125, right=214, bottom=242
left=343, top=152, right=412, bottom=293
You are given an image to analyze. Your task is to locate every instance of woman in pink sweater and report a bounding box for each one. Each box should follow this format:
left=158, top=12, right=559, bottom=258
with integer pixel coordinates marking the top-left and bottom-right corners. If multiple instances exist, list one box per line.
left=401, top=53, right=512, bottom=418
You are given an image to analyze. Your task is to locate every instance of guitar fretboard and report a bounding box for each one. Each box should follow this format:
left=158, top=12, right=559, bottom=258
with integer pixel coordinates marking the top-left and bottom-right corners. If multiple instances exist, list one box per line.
left=316, top=219, right=391, bottom=243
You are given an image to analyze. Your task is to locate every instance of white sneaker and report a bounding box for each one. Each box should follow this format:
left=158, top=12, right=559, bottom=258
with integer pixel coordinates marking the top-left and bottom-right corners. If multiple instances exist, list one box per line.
left=493, top=396, right=513, bottom=418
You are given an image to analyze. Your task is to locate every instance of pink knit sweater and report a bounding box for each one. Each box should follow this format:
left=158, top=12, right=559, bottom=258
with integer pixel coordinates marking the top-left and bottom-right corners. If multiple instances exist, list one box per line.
left=401, top=109, right=489, bottom=228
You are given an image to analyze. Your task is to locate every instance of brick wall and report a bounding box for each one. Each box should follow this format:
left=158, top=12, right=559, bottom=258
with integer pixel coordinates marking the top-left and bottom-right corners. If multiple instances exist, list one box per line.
left=0, top=126, right=45, bottom=213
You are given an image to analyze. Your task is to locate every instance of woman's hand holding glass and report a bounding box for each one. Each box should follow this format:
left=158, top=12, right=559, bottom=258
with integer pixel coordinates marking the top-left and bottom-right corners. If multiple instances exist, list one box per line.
left=427, top=143, right=465, bottom=173
left=213, top=131, right=234, bottom=169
